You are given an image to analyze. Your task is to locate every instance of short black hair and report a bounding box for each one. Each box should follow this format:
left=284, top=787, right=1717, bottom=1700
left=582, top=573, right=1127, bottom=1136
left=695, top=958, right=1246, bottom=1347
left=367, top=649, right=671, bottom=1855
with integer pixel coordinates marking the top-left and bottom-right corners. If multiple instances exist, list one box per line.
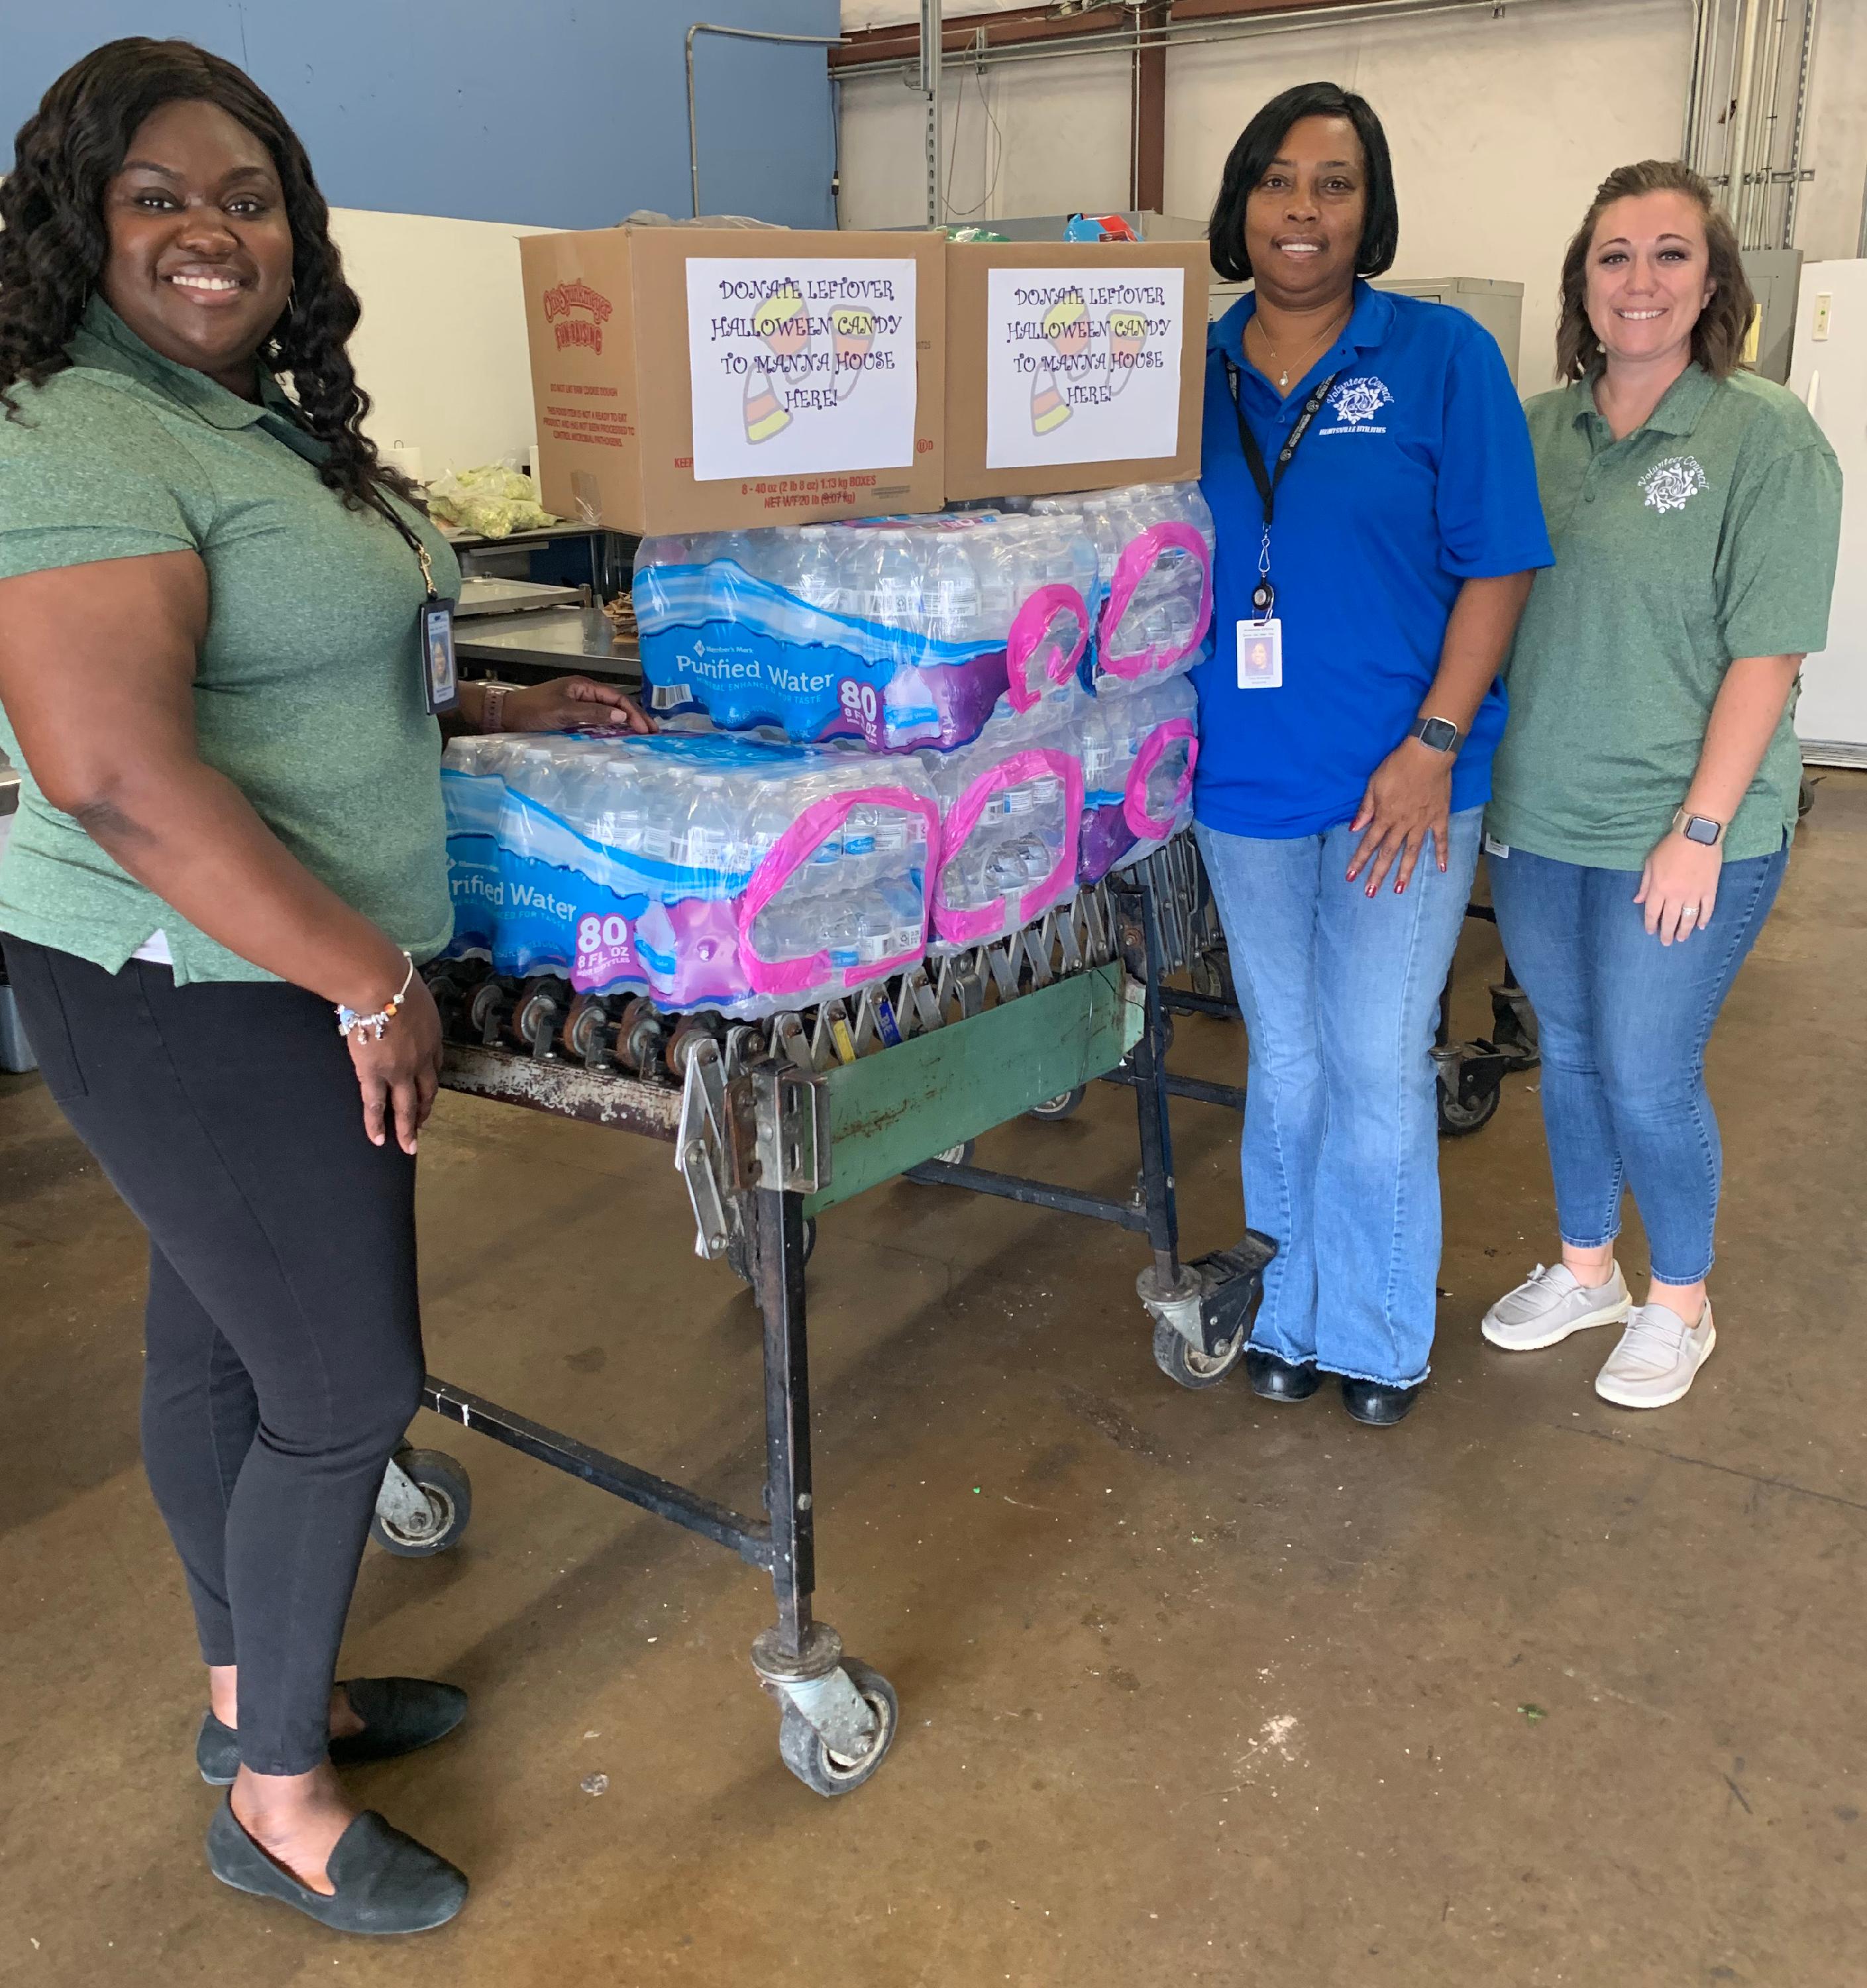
left=1206, top=82, right=1399, bottom=284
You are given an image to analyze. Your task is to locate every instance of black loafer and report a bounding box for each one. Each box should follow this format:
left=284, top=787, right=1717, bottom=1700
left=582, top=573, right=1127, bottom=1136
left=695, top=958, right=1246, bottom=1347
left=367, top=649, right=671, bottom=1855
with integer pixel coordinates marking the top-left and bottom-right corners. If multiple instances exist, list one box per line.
left=1340, top=1376, right=1423, bottom=1426
left=197, top=1678, right=468, bottom=1787
left=1246, top=1347, right=1321, bottom=1402
left=207, top=1797, right=467, bottom=1935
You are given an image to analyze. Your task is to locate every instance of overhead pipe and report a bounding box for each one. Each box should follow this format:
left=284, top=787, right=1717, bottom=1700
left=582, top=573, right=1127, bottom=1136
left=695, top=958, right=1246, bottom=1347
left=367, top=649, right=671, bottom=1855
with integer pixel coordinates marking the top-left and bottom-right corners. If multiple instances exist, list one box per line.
left=686, top=23, right=843, bottom=221
left=833, top=0, right=1572, bottom=80
left=1721, top=0, right=1764, bottom=237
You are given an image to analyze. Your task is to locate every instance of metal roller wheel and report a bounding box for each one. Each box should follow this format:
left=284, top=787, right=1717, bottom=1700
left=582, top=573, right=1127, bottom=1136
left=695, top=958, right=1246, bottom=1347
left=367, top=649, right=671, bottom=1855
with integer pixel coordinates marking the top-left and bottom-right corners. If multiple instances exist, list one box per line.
left=370, top=1448, right=472, bottom=1558
left=1028, top=1086, right=1086, bottom=1122
left=777, top=1659, right=899, bottom=1797
left=1151, top=1315, right=1248, bottom=1390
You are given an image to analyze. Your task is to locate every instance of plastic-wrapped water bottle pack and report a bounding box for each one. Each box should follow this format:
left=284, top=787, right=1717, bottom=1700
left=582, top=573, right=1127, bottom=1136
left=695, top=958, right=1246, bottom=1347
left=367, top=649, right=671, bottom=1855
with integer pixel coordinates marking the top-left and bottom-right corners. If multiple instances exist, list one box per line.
left=1076, top=674, right=1200, bottom=885
left=1025, top=482, right=1216, bottom=692
left=633, top=482, right=1214, bottom=755
left=633, top=512, right=1097, bottom=753
left=441, top=730, right=938, bottom=1019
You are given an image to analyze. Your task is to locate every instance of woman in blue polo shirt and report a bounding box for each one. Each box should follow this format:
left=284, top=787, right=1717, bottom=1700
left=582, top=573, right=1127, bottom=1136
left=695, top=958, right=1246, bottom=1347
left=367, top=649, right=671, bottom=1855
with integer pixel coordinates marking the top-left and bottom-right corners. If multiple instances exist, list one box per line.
left=1195, top=82, right=1552, bottom=1425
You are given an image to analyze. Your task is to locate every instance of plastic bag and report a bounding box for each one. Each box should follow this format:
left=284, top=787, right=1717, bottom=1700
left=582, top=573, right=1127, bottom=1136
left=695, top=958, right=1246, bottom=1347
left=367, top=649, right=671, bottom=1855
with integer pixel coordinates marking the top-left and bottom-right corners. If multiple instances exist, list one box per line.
left=425, top=464, right=555, bottom=539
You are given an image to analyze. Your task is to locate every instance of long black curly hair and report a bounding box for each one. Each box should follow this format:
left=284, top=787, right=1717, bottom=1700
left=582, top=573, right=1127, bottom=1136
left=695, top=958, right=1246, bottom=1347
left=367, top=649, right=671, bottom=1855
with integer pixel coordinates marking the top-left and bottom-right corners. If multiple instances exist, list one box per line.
left=0, top=36, right=415, bottom=509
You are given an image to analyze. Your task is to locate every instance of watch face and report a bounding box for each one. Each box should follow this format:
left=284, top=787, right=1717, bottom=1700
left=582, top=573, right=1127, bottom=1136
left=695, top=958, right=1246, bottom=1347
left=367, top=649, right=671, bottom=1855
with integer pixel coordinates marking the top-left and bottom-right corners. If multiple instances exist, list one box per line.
left=1418, top=718, right=1458, bottom=752
left=1684, top=816, right=1719, bottom=845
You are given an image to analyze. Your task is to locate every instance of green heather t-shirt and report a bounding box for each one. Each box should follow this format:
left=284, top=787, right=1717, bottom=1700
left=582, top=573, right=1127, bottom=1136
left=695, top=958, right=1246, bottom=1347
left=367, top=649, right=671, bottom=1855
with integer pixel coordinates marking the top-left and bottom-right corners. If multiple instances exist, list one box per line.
left=0, top=298, right=460, bottom=983
left=1489, top=363, right=1842, bottom=869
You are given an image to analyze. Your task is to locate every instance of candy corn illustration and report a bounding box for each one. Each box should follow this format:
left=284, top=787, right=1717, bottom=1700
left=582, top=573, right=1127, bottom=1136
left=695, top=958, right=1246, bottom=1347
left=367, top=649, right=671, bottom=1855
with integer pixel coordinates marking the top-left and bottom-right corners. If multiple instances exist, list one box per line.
left=745, top=282, right=810, bottom=444
left=1032, top=291, right=1089, bottom=435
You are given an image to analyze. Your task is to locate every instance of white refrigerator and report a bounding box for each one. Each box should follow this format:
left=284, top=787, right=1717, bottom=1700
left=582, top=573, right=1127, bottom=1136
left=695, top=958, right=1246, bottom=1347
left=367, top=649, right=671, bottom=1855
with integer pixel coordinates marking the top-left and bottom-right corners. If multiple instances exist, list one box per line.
left=1787, top=259, right=1867, bottom=764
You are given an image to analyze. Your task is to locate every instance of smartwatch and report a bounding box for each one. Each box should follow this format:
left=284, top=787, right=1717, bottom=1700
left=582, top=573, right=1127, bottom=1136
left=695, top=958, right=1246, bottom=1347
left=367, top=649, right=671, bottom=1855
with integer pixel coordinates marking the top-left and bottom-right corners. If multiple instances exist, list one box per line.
left=1673, top=808, right=1725, bottom=847
left=1411, top=715, right=1462, bottom=755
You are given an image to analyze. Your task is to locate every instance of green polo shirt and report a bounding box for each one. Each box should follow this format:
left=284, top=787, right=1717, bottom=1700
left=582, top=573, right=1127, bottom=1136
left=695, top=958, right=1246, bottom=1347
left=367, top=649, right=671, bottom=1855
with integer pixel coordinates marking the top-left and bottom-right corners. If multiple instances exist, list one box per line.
left=0, top=298, right=459, bottom=983
left=1489, top=363, right=1842, bottom=869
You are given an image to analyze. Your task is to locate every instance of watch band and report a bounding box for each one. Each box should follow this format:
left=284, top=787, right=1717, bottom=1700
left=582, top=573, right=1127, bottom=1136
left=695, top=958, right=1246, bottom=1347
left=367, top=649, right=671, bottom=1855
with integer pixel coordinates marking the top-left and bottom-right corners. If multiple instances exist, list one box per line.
left=479, top=683, right=511, bottom=734
left=1672, top=807, right=1725, bottom=847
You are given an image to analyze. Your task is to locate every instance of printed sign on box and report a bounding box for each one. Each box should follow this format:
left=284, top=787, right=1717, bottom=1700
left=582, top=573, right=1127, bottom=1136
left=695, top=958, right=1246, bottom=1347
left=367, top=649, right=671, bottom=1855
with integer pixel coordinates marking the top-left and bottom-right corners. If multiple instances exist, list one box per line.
left=684, top=258, right=920, bottom=482
left=983, top=265, right=1186, bottom=472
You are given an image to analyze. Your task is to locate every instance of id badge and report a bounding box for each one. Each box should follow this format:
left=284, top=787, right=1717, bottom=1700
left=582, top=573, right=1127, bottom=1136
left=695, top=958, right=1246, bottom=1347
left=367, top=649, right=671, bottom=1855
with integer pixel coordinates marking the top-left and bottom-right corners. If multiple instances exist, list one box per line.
left=419, top=598, right=459, bottom=715
left=1236, top=617, right=1283, bottom=690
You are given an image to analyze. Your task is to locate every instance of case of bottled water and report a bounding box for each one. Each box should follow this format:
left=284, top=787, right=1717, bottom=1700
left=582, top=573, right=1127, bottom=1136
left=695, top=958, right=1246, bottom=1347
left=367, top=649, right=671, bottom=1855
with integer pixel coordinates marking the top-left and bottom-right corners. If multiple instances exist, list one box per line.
left=1076, top=673, right=1199, bottom=883
left=441, top=731, right=938, bottom=1018
left=633, top=511, right=1100, bottom=754
left=1026, top=482, right=1216, bottom=694
left=914, top=673, right=1089, bottom=953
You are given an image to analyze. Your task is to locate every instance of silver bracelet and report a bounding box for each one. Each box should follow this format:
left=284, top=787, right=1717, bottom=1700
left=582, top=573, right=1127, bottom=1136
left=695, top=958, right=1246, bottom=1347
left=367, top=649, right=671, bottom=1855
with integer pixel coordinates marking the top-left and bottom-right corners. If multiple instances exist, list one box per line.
left=337, top=953, right=415, bottom=1041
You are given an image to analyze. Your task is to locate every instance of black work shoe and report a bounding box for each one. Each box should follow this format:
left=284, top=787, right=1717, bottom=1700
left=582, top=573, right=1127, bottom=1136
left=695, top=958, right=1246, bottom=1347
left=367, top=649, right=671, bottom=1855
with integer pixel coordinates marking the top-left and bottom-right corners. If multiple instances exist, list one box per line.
left=207, top=1798, right=467, bottom=1935
left=1246, top=1347, right=1322, bottom=1402
left=1340, top=1376, right=1424, bottom=1426
left=197, top=1679, right=468, bottom=1787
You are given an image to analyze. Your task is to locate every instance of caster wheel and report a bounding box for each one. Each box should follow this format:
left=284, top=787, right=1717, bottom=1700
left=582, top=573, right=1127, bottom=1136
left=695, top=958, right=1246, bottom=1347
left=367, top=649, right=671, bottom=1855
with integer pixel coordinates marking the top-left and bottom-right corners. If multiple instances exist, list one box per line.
left=726, top=1216, right=817, bottom=1286
left=370, top=1449, right=472, bottom=1558
left=932, top=1139, right=975, bottom=1167
left=777, top=1659, right=898, bottom=1797
left=1028, top=1086, right=1086, bottom=1122
left=1151, top=1315, right=1248, bottom=1390
left=1191, top=948, right=1236, bottom=1006
left=1437, top=1065, right=1503, bottom=1137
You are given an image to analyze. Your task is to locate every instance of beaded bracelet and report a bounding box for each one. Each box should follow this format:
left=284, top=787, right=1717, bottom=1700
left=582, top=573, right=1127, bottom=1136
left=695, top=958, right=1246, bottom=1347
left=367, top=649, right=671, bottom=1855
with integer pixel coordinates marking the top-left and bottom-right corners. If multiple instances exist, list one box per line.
left=337, top=952, right=416, bottom=1042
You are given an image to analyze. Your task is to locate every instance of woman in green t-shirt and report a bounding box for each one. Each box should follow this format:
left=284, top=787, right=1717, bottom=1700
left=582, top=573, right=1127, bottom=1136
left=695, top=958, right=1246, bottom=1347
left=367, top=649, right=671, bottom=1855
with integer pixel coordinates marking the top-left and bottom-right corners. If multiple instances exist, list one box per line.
left=1479, top=160, right=1841, bottom=1411
left=0, top=40, right=649, bottom=1932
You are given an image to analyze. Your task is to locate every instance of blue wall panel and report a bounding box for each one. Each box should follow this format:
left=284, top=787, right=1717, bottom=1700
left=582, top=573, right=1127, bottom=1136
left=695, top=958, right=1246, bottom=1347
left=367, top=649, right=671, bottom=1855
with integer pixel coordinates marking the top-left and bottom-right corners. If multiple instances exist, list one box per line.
left=1, top=1, right=838, bottom=230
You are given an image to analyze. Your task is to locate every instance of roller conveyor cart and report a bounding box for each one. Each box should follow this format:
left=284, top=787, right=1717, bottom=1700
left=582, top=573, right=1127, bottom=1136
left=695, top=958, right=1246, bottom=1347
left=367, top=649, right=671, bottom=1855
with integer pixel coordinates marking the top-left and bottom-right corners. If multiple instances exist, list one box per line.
left=370, top=836, right=1274, bottom=1798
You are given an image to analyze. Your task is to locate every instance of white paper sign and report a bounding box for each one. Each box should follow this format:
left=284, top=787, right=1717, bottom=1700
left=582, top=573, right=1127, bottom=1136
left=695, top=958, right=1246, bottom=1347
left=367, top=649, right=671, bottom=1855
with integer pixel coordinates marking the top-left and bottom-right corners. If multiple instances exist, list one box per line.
left=684, top=258, right=918, bottom=482
left=984, top=266, right=1186, bottom=471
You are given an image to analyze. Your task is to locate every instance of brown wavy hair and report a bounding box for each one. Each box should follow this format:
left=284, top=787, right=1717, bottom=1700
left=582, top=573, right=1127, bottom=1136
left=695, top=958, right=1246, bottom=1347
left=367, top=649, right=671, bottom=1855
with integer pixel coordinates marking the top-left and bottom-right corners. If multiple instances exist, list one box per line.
left=1555, top=159, right=1754, bottom=382
left=0, top=36, right=415, bottom=510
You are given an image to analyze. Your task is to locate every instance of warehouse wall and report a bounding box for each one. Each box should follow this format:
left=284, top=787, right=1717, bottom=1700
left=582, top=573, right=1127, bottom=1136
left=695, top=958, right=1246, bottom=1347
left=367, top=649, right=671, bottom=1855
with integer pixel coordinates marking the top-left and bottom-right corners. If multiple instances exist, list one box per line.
left=1799, top=0, right=1867, bottom=260
left=3, top=0, right=839, bottom=230
left=838, top=0, right=1701, bottom=382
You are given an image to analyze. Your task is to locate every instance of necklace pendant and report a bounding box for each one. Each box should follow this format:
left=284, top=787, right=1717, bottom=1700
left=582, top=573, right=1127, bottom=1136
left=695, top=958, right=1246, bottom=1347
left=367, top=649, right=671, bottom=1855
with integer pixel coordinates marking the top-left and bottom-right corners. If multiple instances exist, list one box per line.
left=1278, top=369, right=1289, bottom=388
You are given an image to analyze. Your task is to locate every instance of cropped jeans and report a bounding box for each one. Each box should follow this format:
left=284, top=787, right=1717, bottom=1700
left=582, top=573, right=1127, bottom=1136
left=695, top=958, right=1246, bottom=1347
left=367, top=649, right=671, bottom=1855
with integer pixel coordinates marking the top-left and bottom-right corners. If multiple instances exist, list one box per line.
left=1195, top=807, right=1482, bottom=1388
left=1487, top=839, right=1789, bottom=1285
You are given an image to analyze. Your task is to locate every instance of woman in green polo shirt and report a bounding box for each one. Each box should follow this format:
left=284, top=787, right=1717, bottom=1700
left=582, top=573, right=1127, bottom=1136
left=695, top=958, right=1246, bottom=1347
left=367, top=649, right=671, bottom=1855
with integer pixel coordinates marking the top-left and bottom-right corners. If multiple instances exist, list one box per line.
left=0, top=41, right=647, bottom=1932
left=1479, top=160, right=1842, bottom=1411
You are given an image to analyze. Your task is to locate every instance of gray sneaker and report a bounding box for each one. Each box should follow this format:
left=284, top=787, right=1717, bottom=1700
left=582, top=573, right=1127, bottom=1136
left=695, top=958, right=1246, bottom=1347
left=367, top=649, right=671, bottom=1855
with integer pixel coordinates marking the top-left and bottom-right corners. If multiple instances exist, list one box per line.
left=1594, top=1301, right=1715, bottom=1409
left=1481, top=1262, right=1632, bottom=1352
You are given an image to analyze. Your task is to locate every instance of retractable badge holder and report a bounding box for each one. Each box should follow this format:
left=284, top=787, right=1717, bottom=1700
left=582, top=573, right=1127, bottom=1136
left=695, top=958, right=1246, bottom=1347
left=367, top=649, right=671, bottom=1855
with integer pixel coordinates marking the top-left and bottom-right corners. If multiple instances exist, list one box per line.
left=1238, top=527, right=1283, bottom=689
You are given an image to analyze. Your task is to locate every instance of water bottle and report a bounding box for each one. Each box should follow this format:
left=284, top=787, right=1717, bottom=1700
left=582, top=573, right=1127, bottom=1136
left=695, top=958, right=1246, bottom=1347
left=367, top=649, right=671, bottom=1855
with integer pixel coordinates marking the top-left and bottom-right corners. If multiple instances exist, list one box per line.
left=865, top=529, right=925, bottom=631
left=968, top=518, right=1018, bottom=642
left=793, top=525, right=845, bottom=619
left=926, top=532, right=981, bottom=643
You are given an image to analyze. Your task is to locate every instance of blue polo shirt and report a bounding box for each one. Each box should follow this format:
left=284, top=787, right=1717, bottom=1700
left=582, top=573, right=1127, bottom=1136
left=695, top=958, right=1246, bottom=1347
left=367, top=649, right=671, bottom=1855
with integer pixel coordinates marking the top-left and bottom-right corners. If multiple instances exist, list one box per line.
left=1193, top=282, right=1552, bottom=838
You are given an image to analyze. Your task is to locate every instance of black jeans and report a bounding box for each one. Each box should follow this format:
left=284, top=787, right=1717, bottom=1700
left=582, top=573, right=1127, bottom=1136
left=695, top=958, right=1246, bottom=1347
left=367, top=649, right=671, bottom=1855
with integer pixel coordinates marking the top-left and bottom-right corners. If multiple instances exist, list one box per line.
left=4, top=938, right=424, bottom=1775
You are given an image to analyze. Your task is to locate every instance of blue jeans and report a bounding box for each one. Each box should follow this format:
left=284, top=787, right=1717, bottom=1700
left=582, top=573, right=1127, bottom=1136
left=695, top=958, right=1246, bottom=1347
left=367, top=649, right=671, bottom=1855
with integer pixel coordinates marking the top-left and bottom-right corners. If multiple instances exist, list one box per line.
left=1196, top=808, right=1483, bottom=1387
left=1487, top=840, right=1787, bottom=1285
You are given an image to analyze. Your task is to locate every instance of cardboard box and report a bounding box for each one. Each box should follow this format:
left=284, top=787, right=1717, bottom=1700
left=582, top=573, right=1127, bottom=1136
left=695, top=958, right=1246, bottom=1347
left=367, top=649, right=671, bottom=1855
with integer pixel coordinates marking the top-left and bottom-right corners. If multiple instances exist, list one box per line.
left=943, top=241, right=1212, bottom=502
left=520, top=227, right=945, bottom=536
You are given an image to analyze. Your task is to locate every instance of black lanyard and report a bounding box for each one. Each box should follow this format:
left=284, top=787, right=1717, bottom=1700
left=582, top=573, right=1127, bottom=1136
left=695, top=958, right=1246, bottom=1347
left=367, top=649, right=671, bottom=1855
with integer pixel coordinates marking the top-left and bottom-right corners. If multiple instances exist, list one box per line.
left=366, top=488, right=460, bottom=715
left=1222, top=357, right=1339, bottom=620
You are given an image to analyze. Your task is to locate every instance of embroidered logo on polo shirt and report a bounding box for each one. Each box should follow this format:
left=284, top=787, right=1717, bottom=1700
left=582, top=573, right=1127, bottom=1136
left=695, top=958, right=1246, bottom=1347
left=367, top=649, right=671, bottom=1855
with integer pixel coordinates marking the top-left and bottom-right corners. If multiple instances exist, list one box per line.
left=1639, top=455, right=1709, bottom=514
left=1326, top=376, right=1394, bottom=426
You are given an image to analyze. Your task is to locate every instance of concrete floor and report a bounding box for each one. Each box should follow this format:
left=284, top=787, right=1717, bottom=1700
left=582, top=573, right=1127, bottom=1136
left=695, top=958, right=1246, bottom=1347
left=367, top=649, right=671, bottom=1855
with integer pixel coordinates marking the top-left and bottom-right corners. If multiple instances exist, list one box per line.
left=3, top=780, right=1864, bottom=1988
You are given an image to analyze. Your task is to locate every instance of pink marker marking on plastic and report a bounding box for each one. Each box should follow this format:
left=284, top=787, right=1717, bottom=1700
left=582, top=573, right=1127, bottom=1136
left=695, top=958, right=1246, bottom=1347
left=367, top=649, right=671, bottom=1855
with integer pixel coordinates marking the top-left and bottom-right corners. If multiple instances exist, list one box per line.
left=1098, top=524, right=1214, bottom=681
left=1004, top=584, right=1090, bottom=713
left=739, top=787, right=941, bottom=997
left=933, top=748, right=1085, bottom=946
left=1123, top=720, right=1199, bottom=840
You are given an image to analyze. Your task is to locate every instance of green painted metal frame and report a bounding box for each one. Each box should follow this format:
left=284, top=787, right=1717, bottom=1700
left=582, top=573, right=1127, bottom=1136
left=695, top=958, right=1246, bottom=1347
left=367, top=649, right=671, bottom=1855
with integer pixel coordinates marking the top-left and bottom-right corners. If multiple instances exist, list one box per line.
left=802, top=963, right=1144, bottom=1219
